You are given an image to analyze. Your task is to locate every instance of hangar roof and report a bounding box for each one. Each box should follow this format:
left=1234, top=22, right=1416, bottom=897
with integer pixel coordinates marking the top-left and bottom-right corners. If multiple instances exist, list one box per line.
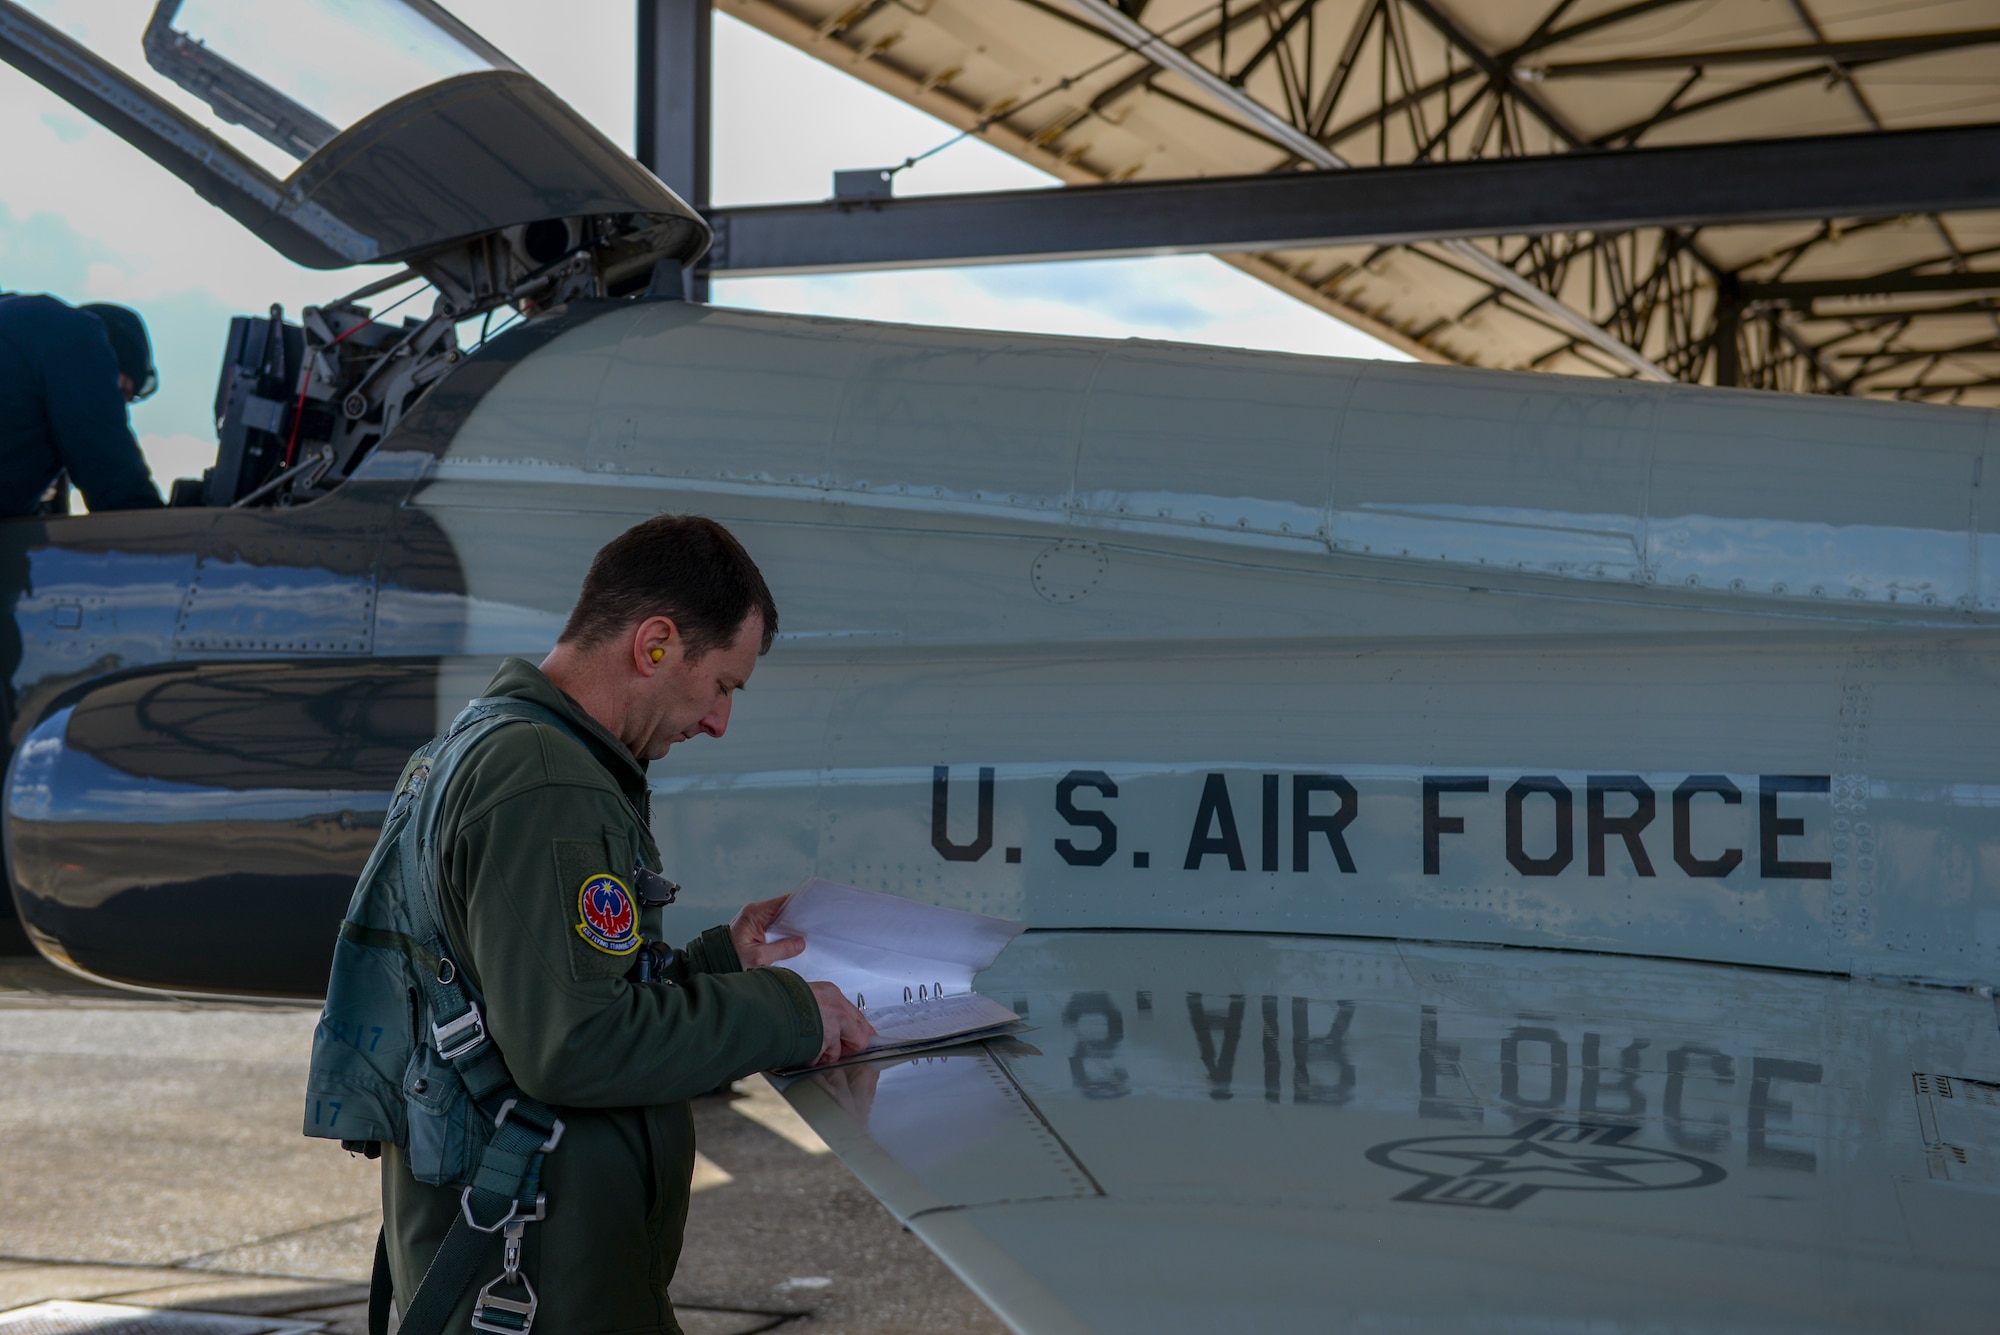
left=727, top=0, right=2000, bottom=406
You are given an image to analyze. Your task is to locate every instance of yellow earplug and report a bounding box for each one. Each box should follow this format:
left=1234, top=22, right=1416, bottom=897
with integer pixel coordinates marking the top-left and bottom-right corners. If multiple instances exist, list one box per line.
left=650, top=647, right=664, bottom=662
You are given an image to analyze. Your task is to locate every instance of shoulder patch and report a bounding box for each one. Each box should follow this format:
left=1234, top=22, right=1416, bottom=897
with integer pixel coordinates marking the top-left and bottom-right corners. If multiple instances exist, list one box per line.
left=575, top=874, right=640, bottom=955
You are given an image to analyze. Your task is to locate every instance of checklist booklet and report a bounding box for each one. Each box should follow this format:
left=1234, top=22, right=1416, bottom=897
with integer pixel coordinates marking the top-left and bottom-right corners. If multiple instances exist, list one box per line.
left=769, top=878, right=1026, bottom=1069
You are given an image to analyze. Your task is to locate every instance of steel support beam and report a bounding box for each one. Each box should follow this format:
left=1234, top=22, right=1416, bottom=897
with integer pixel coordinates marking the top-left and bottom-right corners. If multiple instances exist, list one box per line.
left=1526, top=26, right=2000, bottom=78
left=1743, top=269, right=2000, bottom=302
left=1047, top=0, right=1673, bottom=381
left=706, top=123, right=2000, bottom=278
left=636, top=0, right=711, bottom=298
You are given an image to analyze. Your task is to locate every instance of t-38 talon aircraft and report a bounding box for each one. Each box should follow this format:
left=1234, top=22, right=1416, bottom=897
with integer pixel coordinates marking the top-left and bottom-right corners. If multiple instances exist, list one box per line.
left=3, top=3, right=1998, bottom=1330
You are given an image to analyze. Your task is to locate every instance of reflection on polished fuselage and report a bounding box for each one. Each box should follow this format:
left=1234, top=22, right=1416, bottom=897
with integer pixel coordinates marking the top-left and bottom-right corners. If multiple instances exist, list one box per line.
left=785, top=930, right=2000, bottom=1332
left=1041, top=982, right=1824, bottom=1170
left=1, top=300, right=1998, bottom=997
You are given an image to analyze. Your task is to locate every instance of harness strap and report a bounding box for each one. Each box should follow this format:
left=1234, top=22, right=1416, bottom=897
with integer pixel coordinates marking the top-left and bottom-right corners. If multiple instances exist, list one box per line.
left=336, top=921, right=442, bottom=977
left=388, top=695, right=597, bottom=1335
left=397, top=1216, right=490, bottom=1335
left=397, top=1108, right=560, bottom=1335
left=404, top=696, right=601, bottom=1104
left=368, top=1227, right=392, bottom=1335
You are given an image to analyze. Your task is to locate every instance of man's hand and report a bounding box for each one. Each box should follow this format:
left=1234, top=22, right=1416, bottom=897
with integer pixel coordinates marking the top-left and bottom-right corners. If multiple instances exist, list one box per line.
left=731, top=895, right=805, bottom=969
left=732, top=895, right=873, bottom=1064
left=807, top=982, right=875, bottom=1067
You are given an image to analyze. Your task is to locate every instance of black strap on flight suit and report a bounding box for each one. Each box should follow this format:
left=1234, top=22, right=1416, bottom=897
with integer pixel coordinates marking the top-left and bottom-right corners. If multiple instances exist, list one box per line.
left=375, top=697, right=601, bottom=1335
left=368, top=1229, right=392, bottom=1333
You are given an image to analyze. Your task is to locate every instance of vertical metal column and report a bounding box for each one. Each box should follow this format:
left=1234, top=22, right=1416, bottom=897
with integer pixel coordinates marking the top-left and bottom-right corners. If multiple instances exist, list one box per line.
left=636, top=0, right=712, bottom=299
left=1711, top=276, right=1744, bottom=388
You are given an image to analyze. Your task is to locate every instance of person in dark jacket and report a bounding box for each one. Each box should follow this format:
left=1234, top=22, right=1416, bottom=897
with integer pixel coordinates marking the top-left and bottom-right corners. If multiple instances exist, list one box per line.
left=0, top=293, right=165, bottom=517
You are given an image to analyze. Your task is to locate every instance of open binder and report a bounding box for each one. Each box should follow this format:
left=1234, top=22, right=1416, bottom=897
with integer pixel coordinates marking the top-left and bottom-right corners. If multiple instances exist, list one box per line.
left=768, top=879, right=1027, bottom=1071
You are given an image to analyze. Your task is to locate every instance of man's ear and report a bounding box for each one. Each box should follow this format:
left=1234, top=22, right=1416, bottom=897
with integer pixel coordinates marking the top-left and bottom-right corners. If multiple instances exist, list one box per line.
left=633, top=615, right=681, bottom=675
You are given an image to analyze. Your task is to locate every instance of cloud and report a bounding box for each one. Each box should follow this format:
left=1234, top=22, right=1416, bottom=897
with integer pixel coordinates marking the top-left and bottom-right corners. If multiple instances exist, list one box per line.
left=0, top=200, right=106, bottom=295
left=138, top=434, right=221, bottom=491
left=122, top=290, right=250, bottom=449
left=36, top=108, right=88, bottom=144
left=716, top=257, right=1405, bottom=362
left=965, top=262, right=1217, bottom=330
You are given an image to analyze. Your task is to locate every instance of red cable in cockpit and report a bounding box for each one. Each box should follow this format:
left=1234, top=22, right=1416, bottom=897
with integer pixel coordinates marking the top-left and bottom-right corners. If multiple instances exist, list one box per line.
left=281, top=283, right=429, bottom=466
left=282, top=317, right=369, bottom=467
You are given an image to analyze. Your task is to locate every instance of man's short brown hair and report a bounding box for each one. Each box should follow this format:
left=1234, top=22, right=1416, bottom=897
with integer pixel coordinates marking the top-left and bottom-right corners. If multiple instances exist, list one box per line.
left=558, top=515, right=778, bottom=659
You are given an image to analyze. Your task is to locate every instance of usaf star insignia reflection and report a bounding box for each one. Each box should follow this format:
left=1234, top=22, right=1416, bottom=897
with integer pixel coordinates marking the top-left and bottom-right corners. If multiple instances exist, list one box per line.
left=1366, top=1119, right=1726, bottom=1210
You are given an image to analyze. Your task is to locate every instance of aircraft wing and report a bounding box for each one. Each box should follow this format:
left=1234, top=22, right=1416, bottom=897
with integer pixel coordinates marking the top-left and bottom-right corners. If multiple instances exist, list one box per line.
left=781, top=929, right=2000, bottom=1333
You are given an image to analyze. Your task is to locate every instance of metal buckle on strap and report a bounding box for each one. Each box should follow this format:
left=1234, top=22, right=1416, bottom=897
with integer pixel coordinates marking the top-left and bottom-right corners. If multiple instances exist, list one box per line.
left=470, top=1267, right=538, bottom=1334
left=431, top=1007, right=487, bottom=1061
left=470, top=1211, right=541, bottom=1331
left=460, top=1186, right=547, bottom=1234
left=492, top=1097, right=565, bottom=1153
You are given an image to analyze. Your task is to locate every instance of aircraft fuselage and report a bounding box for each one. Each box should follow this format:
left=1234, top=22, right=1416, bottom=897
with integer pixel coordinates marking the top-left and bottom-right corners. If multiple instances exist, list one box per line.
left=4, top=299, right=1996, bottom=997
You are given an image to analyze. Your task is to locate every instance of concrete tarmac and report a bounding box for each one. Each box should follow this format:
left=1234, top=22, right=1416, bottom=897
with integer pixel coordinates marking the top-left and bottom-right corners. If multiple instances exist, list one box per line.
left=0, top=957, right=1007, bottom=1334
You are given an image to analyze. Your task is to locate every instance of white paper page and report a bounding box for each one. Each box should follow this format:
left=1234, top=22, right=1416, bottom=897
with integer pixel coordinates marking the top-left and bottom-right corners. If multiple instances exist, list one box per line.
left=769, top=878, right=1023, bottom=1009
left=861, top=991, right=1022, bottom=1048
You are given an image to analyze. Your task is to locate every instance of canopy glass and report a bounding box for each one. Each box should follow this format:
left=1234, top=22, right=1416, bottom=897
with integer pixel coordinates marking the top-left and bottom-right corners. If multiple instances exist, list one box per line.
left=15, top=0, right=514, bottom=175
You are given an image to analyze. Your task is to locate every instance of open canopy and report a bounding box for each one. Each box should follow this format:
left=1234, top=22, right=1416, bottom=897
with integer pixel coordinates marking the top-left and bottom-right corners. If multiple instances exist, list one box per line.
left=136, top=0, right=515, bottom=164
left=0, top=0, right=709, bottom=274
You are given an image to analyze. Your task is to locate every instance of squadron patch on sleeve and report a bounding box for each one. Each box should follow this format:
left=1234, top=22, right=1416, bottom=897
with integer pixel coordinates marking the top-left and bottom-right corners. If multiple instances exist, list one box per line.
left=575, top=874, right=640, bottom=955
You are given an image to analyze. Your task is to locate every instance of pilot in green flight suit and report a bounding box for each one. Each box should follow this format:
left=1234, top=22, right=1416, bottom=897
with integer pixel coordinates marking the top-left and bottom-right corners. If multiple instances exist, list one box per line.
left=379, top=516, right=874, bottom=1334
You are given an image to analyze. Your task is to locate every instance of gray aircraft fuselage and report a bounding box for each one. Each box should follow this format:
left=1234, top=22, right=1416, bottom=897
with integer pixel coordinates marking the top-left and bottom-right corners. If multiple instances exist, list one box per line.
left=5, top=297, right=1996, bottom=997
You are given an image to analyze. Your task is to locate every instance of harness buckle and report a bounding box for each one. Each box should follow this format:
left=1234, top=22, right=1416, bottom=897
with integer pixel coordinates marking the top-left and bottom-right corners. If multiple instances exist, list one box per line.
left=431, top=1007, right=487, bottom=1061
left=492, top=1097, right=565, bottom=1153
left=470, top=1267, right=538, bottom=1334
left=470, top=1214, right=540, bottom=1331
left=460, top=1187, right=547, bottom=1234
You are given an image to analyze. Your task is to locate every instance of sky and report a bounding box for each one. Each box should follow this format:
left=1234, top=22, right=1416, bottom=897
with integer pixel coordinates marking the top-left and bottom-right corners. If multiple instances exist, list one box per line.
left=0, top=2, right=1405, bottom=493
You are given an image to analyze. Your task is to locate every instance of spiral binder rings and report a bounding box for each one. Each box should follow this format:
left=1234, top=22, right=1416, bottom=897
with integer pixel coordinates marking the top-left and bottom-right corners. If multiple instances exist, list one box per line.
left=851, top=982, right=943, bottom=1009
left=858, top=986, right=1022, bottom=1049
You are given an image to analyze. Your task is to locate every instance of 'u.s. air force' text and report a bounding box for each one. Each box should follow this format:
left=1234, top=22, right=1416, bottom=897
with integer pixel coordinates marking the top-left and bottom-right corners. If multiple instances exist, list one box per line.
left=930, top=766, right=1833, bottom=879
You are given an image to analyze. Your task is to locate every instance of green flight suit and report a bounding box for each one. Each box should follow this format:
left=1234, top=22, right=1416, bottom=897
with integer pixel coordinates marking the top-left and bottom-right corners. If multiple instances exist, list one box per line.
left=381, top=657, right=822, bottom=1335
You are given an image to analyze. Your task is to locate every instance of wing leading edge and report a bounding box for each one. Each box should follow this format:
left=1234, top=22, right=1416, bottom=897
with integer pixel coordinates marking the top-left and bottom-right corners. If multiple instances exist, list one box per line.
left=782, top=930, right=2000, bottom=1334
